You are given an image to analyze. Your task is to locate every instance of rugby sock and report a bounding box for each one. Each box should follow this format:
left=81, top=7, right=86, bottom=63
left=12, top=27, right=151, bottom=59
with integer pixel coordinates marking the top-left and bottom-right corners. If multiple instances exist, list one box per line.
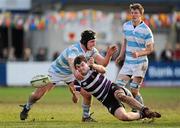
left=82, top=104, right=90, bottom=118
left=135, top=95, right=144, bottom=105
left=25, top=102, right=33, bottom=110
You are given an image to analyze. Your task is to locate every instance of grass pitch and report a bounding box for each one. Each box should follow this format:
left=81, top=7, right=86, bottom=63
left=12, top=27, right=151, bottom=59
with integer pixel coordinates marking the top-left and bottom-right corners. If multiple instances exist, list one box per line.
left=0, top=86, right=180, bottom=128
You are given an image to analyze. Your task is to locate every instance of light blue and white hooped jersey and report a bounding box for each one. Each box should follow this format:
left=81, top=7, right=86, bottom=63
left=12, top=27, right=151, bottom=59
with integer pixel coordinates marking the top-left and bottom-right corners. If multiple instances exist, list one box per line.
left=49, top=42, right=99, bottom=75
left=123, top=21, right=154, bottom=64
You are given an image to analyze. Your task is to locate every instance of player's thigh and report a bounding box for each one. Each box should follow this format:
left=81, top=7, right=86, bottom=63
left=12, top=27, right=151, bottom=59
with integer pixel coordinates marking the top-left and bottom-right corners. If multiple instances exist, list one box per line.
left=48, top=71, right=75, bottom=85
left=117, top=63, right=132, bottom=81
left=132, top=62, right=148, bottom=78
left=80, top=88, right=92, bottom=100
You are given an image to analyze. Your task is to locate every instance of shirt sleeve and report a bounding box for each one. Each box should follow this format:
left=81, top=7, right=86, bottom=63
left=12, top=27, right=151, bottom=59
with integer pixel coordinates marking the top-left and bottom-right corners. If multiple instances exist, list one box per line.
left=145, top=27, right=154, bottom=44
left=74, top=80, right=81, bottom=92
left=67, top=48, right=78, bottom=59
left=92, top=48, right=100, bottom=57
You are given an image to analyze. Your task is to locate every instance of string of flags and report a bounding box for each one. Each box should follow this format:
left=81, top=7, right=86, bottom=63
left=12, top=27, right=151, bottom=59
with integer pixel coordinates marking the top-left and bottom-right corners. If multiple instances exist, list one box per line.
left=0, top=10, right=179, bottom=31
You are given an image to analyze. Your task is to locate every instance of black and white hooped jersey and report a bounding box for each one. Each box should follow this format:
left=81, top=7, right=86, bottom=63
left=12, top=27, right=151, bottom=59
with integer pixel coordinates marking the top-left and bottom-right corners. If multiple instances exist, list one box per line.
left=74, top=69, right=112, bottom=102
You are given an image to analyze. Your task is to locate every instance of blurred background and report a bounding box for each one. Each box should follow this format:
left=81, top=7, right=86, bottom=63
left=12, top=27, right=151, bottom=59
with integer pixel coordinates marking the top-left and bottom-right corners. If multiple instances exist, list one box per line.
left=0, top=0, right=180, bottom=87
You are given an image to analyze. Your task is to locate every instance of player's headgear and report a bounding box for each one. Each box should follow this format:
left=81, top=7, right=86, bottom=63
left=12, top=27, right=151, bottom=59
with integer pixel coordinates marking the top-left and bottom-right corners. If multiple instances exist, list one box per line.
left=80, top=30, right=96, bottom=49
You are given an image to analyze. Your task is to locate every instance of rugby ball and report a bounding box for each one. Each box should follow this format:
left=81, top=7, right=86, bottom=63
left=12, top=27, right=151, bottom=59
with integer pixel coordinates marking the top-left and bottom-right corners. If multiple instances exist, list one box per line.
left=30, top=75, right=51, bottom=88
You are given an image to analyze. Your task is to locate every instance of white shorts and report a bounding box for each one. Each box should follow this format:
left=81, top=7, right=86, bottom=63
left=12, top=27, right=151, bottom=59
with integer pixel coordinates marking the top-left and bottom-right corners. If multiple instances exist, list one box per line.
left=48, top=70, right=75, bottom=85
left=118, top=61, right=148, bottom=78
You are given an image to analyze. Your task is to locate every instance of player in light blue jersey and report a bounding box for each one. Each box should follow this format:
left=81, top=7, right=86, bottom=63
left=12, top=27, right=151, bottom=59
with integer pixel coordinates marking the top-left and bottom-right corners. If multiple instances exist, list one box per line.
left=20, top=30, right=117, bottom=121
left=115, top=3, right=154, bottom=112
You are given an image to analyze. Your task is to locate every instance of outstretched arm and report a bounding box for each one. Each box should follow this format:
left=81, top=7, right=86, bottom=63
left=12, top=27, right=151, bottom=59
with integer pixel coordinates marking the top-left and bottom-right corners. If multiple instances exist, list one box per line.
left=69, top=82, right=80, bottom=103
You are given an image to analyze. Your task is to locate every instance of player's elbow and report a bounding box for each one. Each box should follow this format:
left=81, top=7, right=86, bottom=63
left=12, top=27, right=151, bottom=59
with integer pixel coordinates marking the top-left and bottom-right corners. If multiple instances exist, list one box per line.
left=101, top=62, right=108, bottom=67
left=147, top=47, right=154, bottom=55
left=98, top=67, right=106, bottom=74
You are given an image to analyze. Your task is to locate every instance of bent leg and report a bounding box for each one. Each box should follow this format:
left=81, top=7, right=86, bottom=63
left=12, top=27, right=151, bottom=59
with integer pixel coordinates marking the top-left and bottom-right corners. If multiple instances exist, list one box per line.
left=27, top=83, right=55, bottom=109
left=20, top=83, right=54, bottom=120
left=114, top=107, right=141, bottom=121
left=114, top=88, right=161, bottom=119
left=114, top=89, right=143, bottom=111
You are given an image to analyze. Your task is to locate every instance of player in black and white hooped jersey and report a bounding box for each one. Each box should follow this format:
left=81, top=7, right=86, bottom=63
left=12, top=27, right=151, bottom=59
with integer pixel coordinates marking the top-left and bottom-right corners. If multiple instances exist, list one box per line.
left=73, top=55, right=161, bottom=121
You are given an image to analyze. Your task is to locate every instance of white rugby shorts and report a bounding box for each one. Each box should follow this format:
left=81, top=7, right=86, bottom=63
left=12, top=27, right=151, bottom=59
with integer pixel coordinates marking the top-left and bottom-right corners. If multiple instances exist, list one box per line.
left=48, top=70, right=75, bottom=85
left=118, top=61, right=148, bottom=78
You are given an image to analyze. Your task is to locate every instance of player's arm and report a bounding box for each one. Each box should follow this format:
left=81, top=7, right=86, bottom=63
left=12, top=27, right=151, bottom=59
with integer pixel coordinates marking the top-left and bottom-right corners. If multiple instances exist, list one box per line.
left=94, top=45, right=118, bottom=67
left=69, top=80, right=81, bottom=103
left=132, top=42, right=154, bottom=58
left=67, top=58, right=83, bottom=103
left=89, top=57, right=106, bottom=74
left=90, top=64, right=106, bottom=74
left=115, top=37, right=126, bottom=64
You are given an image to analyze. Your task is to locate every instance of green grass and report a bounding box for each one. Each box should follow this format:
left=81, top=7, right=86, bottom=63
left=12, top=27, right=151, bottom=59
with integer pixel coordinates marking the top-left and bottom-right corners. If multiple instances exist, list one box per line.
left=0, top=86, right=180, bottom=128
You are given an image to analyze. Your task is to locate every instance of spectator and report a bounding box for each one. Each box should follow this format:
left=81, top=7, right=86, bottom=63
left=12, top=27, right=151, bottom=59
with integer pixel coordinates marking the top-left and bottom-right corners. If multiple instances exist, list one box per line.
left=1, top=48, right=8, bottom=62
left=173, top=43, right=180, bottom=61
left=8, top=47, right=16, bottom=61
left=148, top=51, right=156, bottom=62
left=23, top=48, right=33, bottom=61
left=35, top=48, right=47, bottom=61
left=160, top=43, right=173, bottom=62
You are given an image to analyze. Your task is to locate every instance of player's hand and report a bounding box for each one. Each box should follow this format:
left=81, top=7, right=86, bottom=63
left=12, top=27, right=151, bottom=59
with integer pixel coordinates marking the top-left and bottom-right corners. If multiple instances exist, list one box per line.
left=115, top=55, right=124, bottom=65
left=132, top=51, right=139, bottom=58
left=107, top=45, right=118, bottom=56
left=74, top=70, right=84, bottom=80
left=88, top=57, right=94, bottom=66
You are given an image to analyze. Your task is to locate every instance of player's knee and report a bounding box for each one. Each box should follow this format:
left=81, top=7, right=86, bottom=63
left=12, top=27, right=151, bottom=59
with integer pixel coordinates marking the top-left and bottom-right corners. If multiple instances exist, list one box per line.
left=115, top=79, right=128, bottom=87
left=114, top=90, right=126, bottom=101
left=31, top=92, right=42, bottom=101
left=81, top=91, right=92, bottom=101
left=131, top=89, right=139, bottom=96
left=130, top=82, right=140, bottom=95
left=83, top=94, right=92, bottom=101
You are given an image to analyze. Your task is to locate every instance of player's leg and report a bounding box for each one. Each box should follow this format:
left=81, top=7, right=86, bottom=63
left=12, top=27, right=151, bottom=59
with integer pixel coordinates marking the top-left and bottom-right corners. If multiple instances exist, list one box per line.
left=114, top=87, right=144, bottom=111
left=80, top=88, right=97, bottom=122
left=115, top=63, right=131, bottom=87
left=115, top=74, right=130, bottom=87
left=68, top=81, right=96, bottom=122
left=103, top=87, right=141, bottom=121
left=20, top=71, right=59, bottom=120
left=130, top=62, right=148, bottom=112
left=114, top=107, right=141, bottom=121
left=20, top=83, right=55, bottom=120
left=114, top=87, right=161, bottom=119
left=130, top=77, right=144, bottom=111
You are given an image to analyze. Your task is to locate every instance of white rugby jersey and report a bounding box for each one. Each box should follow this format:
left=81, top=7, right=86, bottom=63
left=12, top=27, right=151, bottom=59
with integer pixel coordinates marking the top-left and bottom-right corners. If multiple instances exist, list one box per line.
left=123, top=21, right=154, bottom=64
left=50, top=42, right=99, bottom=75
left=74, top=69, right=112, bottom=102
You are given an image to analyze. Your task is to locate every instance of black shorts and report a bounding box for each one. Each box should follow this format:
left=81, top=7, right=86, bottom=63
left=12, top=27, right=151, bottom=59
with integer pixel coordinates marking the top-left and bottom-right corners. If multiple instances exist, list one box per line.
left=102, top=83, right=124, bottom=115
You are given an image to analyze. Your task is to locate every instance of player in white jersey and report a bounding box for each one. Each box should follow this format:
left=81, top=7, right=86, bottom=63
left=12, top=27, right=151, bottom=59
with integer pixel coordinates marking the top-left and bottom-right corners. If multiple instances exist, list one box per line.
left=20, top=30, right=117, bottom=121
left=115, top=3, right=154, bottom=112
left=73, top=55, right=161, bottom=121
